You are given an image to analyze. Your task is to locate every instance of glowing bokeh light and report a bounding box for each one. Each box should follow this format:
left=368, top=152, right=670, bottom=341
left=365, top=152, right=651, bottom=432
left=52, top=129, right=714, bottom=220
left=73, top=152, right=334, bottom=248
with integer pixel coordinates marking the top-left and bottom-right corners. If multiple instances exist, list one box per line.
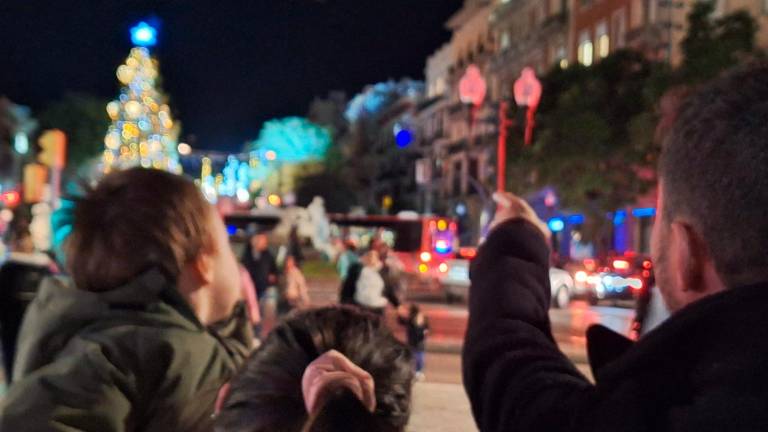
left=130, top=22, right=157, bottom=47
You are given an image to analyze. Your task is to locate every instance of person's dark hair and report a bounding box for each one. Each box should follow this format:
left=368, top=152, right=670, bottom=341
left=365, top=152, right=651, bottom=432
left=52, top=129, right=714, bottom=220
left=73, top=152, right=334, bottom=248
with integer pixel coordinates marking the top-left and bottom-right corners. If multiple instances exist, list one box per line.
left=66, top=168, right=212, bottom=292
left=215, top=306, right=413, bottom=432
left=408, top=304, right=420, bottom=320
left=660, top=62, right=768, bottom=286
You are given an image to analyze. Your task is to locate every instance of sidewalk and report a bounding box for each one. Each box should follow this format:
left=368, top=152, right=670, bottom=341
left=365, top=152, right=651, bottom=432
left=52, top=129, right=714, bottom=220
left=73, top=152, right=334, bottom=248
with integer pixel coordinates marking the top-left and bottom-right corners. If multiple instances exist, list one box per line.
left=408, top=382, right=477, bottom=432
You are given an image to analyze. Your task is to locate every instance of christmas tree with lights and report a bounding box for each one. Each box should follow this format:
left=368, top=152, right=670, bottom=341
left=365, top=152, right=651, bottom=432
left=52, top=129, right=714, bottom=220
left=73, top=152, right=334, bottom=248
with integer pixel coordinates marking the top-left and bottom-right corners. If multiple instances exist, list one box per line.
left=102, top=22, right=181, bottom=173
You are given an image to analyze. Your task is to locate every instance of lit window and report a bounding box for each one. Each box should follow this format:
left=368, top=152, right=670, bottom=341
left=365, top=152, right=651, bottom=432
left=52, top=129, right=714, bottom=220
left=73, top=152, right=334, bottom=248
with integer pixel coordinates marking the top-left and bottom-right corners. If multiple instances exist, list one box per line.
left=578, top=30, right=593, bottom=66
left=596, top=21, right=610, bottom=59
left=500, top=31, right=511, bottom=50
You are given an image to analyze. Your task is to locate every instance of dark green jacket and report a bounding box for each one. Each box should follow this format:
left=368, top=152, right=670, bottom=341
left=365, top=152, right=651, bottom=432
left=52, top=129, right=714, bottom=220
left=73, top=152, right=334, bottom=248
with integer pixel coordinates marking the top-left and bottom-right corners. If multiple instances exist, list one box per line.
left=0, top=269, right=252, bottom=432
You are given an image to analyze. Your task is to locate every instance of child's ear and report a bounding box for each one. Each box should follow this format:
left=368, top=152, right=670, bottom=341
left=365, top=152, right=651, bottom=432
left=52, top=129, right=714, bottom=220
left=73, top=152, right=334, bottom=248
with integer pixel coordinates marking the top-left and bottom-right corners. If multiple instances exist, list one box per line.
left=192, top=250, right=215, bottom=286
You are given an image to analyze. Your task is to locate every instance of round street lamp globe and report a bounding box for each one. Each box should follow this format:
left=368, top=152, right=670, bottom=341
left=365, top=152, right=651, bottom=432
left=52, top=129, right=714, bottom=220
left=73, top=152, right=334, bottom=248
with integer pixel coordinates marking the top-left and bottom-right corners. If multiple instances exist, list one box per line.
left=395, top=129, right=413, bottom=148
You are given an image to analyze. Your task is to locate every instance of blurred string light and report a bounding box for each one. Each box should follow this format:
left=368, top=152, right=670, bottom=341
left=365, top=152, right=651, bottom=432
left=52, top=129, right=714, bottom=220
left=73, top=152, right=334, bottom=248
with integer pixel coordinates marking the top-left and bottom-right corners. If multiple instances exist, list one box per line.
left=177, top=142, right=191, bottom=155
left=102, top=22, right=180, bottom=175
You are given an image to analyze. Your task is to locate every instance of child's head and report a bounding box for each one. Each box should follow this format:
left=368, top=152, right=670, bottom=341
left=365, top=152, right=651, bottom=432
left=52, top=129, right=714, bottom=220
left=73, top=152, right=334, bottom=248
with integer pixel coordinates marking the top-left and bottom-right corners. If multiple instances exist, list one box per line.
left=216, top=306, right=413, bottom=432
left=66, top=168, right=241, bottom=324
left=285, top=255, right=297, bottom=270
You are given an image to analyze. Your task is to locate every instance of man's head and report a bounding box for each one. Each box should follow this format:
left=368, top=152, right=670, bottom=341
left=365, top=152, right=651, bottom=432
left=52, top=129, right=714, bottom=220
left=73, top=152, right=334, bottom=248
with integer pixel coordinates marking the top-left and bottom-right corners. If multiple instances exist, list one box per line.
left=653, top=63, right=768, bottom=312
left=250, top=233, right=269, bottom=252
left=67, top=168, right=241, bottom=324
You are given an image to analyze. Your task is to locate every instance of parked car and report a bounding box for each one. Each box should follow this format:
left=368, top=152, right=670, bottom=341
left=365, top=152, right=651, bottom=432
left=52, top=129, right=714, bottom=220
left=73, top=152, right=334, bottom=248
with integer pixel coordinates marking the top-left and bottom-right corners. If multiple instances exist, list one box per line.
left=442, top=259, right=575, bottom=308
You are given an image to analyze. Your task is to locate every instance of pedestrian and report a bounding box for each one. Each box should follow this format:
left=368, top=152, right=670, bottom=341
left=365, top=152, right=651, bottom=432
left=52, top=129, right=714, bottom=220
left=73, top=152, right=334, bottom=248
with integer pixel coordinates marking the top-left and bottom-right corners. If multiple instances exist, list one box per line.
left=288, top=225, right=304, bottom=267
left=377, top=244, right=404, bottom=307
left=462, top=63, right=768, bottom=431
left=0, top=168, right=253, bottom=432
left=354, top=250, right=394, bottom=315
left=242, top=232, right=279, bottom=302
left=398, top=304, right=429, bottom=381
left=279, top=255, right=311, bottom=314
left=336, top=239, right=359, bottom=281
left=0, top=227, right=55, bottom=381
left=214, top=306, right=413, bottom=432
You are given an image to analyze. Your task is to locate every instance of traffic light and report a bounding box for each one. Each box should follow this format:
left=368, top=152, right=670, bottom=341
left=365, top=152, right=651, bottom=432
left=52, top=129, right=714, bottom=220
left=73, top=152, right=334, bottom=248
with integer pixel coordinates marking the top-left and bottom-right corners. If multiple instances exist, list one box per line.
left=38, top=129, right=67, bottom=169
left=23, top=163, right=48, bottom=204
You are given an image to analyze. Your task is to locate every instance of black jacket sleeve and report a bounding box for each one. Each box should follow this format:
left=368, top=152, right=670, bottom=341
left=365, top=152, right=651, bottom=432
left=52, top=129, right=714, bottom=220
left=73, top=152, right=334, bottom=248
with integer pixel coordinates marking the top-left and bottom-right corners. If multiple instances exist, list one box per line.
left=462, top=219, right=595, bottom=432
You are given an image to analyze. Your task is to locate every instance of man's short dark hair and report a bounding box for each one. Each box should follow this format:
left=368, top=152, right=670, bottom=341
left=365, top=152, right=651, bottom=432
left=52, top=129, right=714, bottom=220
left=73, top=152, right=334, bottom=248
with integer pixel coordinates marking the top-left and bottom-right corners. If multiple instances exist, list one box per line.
left=660, top=62, right=768, bottom=286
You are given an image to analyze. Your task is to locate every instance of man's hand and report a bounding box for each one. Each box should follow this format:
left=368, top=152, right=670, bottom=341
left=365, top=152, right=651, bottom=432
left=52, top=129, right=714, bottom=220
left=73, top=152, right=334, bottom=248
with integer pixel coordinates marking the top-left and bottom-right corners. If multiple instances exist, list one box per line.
left=490, top=192, right=551, bottom=241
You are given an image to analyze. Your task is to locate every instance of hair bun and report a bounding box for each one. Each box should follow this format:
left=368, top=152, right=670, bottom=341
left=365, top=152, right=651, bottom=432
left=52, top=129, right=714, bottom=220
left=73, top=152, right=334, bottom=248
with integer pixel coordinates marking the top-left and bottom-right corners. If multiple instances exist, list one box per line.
left=302, top=350, right=376, bottom=415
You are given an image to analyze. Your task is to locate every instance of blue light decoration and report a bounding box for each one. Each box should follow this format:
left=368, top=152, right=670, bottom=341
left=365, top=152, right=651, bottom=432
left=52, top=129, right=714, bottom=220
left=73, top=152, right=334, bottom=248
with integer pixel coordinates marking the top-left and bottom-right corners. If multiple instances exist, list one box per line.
left=548, top=218, right=565, bottom=233
left=632, top=207, right=657, bottom=218
left=130, top=21, right=157, bottom=47
left=395, top=128, right=413, bottom=148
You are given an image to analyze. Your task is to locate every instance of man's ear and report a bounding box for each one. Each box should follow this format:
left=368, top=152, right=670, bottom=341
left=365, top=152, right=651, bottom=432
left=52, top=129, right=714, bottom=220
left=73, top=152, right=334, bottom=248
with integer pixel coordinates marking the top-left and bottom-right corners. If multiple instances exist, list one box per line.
left=670, top=221, right=707, bottom=294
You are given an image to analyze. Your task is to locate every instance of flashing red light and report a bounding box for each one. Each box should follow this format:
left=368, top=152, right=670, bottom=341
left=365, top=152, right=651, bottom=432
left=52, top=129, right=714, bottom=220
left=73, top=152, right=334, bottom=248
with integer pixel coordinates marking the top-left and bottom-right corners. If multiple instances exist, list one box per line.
left=642, top=260, right=653, bottom=269
left=459, top=247, right=477, bottom=259
left=624, top=250, right=637, bottom=257
left=613, top=259, right=630, bottom=270
left=1, top=191, right=21, bottom=208
left=642, top=270, right=651, bottom=278
left=583, top=259, right=596, bottom=271
left=449, top=222, right=457, bottom=232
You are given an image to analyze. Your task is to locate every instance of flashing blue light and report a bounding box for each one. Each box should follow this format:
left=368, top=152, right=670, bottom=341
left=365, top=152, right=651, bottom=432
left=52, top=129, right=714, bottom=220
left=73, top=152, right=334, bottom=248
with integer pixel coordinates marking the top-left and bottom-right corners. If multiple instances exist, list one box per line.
left=131, top=22, right=157, bottom=47
left=226, top=225, right=237, bottom=236
left=632, top=207, right=657, bottom=218
left=395, top=129, right=413, bottom=148
left=613, top=210, right=627, bottom=225
left=567, top=214, right=584, bottom=225
left=548, top=218, right=565, bottom=233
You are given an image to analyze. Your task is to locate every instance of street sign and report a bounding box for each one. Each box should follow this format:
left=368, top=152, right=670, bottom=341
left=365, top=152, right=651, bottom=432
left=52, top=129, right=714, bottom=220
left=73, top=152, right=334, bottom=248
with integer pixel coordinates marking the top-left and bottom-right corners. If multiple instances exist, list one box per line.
left=415, top=159, right=432, bottom=185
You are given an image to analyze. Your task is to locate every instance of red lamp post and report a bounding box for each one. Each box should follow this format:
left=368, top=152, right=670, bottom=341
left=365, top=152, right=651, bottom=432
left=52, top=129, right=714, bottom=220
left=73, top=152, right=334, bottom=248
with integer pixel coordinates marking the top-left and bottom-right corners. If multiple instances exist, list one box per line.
left=513, top=67, right=543, bottom=146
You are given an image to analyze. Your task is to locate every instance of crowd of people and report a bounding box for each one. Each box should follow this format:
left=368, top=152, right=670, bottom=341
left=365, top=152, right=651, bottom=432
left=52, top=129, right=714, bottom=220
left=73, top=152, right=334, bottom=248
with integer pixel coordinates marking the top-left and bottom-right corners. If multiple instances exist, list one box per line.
left=0, top=63, right=767, bottom=431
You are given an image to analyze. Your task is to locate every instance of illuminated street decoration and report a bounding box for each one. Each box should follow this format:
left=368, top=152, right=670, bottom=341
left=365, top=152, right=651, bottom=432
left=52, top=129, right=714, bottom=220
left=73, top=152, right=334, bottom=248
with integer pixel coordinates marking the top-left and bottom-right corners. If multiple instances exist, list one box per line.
left=103, top=22, right=180, bottom=174
left=130, top=22, right=157, bottom=47
left=513, top=67, right=543, bottom=146
left=250, top=117, right=331, bottom=163
left=459, top=65, right=487, bottom=107
left=345, top=80, right=424, bottom=122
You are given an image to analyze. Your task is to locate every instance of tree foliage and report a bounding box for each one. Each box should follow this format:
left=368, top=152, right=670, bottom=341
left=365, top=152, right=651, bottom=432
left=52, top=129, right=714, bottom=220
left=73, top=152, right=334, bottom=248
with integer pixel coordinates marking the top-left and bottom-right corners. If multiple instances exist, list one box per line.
left=681, top=1, right=758, bottom=83
left=38, top=93, right=109, bottom=175
left=249, top=117, right=332, bottom=163
left=508, top=2, right=761, bottom=246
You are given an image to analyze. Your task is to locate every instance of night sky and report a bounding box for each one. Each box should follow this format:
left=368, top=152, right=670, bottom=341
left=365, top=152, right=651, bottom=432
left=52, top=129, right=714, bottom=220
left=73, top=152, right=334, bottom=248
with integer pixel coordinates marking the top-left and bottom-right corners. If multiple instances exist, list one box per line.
left=0, top=0, right=462, bottom=152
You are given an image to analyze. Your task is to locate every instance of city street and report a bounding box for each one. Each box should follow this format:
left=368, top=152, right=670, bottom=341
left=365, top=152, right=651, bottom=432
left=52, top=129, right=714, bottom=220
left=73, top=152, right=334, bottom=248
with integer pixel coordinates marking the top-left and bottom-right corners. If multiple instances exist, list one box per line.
left=304, top=275, right=635, bottom=432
